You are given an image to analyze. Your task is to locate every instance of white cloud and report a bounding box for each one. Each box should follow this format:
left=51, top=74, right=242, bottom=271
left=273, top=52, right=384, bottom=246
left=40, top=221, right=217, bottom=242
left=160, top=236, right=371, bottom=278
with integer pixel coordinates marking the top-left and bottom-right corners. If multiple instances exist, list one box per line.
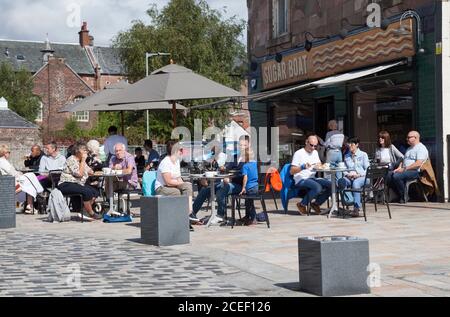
left=0, top=0, right=247, bottom=46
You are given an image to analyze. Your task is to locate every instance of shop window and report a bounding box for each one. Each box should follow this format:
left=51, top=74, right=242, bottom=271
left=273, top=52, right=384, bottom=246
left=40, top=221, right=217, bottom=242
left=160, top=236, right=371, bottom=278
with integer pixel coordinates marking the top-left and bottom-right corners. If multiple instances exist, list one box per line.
left=352, top=82, right=413, bottom=155
left=272, top=101, right=314, bottom=164
left=272, top=0, right=289, bottom=38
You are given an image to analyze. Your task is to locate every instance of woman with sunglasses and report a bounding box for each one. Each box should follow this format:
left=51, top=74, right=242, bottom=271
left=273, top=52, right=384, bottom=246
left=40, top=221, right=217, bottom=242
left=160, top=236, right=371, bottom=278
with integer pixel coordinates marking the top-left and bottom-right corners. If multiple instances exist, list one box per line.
left=374, top=131, right=404, bottom=170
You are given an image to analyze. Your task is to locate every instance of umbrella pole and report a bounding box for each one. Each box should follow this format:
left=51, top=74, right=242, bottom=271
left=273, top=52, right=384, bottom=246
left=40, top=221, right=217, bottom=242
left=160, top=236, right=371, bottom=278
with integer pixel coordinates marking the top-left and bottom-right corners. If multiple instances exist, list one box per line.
left=172, top=101, right=177, bottom=128
left=121, top=111, right=125, bottom=136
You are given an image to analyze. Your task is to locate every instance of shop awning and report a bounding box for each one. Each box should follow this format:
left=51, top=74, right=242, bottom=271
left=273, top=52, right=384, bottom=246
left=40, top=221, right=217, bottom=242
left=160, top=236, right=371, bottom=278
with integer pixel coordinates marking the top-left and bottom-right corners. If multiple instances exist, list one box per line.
left=249, top=60, right=405, bottom=102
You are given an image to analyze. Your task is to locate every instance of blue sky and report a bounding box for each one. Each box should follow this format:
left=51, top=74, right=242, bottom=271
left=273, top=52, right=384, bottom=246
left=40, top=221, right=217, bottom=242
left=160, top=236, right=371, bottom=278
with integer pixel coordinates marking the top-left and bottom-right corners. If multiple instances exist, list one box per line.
left=0, top=0, right=247, bottom=46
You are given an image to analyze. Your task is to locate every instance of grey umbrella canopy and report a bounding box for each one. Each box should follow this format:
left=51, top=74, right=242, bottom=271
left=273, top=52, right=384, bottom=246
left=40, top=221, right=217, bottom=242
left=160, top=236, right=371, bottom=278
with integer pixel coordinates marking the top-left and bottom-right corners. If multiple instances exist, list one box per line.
left=59, top=80, right=186, bottom=113
left=100, top=64, right=242, bottom=126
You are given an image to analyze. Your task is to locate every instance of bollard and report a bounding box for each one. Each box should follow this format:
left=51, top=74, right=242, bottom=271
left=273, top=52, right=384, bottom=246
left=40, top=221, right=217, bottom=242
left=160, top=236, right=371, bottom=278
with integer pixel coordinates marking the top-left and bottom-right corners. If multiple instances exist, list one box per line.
left=140, top=196, right=189, bottom=246
left=0, top=176, right=16, bottom=229
left=298, top=236, right=370, bottom=296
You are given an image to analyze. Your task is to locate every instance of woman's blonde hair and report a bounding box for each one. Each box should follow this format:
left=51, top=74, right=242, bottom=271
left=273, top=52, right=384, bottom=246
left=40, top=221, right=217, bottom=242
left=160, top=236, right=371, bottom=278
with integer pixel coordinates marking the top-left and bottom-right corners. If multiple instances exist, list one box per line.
left=0, top=144, right=10, bottom=157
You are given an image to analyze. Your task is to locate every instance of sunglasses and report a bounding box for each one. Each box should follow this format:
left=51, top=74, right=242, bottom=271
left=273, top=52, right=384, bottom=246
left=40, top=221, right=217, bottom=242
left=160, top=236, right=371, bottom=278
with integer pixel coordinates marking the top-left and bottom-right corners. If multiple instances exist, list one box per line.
left=407, top=136, right=416, bottom=139
left=308, top=144, right=318, bottom=148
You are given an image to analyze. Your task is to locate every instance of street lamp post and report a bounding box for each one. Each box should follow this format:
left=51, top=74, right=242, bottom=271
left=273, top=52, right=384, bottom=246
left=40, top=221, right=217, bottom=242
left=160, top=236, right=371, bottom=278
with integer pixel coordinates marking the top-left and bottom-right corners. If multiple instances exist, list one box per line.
left=145, top=52, right=171, bottom=139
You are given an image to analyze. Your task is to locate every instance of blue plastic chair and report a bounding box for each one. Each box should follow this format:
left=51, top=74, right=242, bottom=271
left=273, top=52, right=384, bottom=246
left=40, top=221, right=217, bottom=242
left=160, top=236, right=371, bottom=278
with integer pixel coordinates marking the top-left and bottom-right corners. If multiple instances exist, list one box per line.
left=280, top=163, right=300, bottom=214
left=142, top=171, right=157, bottom=197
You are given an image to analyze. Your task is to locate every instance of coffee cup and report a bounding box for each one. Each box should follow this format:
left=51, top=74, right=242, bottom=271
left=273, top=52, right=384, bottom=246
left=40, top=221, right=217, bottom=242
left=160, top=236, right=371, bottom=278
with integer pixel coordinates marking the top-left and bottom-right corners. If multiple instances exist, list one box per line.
left=115, top=170, right=123, bottom=176
left=102, top=168, right=112, bottom=175
left=338, top=162, right=346, bottom=168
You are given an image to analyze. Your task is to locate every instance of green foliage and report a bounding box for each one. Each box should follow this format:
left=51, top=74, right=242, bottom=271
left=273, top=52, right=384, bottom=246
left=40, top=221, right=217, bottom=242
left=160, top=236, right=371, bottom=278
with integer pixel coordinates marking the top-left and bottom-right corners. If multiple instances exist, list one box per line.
left=112, top=0, right=246, bottom=141
left=0, top=62, right=40, bottom=121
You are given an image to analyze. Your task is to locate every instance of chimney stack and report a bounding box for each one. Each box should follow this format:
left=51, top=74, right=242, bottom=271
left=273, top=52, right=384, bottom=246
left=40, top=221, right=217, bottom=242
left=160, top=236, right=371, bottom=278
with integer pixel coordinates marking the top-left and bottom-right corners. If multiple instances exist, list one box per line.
left=79, top=22, right=90, bottom=47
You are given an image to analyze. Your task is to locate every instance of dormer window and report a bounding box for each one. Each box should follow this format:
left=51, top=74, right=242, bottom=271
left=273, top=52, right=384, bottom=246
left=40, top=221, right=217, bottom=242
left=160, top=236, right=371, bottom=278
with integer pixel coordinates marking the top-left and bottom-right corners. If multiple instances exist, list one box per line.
left=16, top=54, right=26, bottom=61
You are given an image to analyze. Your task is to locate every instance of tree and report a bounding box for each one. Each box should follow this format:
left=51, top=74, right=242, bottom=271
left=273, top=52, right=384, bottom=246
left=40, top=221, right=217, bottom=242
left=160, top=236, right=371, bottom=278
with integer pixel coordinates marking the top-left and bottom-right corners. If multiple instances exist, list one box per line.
left=0, top=62, right=40, bottom=121
left=112, top=0, right=246, bottom=141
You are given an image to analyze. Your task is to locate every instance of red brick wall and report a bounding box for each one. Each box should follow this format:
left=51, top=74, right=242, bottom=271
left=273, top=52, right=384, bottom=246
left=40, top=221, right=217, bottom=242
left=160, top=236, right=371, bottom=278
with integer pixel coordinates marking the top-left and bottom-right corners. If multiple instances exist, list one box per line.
left=33, top=57, right=97, bottom=138
left=248, top=0, right=435, bottom=56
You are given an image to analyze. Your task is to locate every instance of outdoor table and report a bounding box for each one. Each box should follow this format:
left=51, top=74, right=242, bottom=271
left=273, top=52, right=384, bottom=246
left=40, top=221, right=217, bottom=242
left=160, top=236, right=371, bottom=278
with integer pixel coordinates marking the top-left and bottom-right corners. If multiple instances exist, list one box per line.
left=96, top=171, right=131, bottom=216
left=313, top=167, right=355, bottom=219
left=190, top=173, right=233, bottom=227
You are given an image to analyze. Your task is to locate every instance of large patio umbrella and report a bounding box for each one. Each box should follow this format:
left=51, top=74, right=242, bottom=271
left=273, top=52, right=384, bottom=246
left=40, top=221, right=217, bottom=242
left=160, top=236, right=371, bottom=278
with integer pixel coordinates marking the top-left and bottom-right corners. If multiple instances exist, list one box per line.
left=99, top=63, right=242, bottom=127
left=59, top=80, right=185, bottom=134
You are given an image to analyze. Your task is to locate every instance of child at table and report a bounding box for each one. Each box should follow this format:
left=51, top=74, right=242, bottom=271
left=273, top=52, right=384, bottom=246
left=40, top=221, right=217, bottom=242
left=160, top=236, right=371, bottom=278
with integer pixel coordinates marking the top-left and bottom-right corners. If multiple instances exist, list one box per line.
left=238, top=147, right=259, bottom=226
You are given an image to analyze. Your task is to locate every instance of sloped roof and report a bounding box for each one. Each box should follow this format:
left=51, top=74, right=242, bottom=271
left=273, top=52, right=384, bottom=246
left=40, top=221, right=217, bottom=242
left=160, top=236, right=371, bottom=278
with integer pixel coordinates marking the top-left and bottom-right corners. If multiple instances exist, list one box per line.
left=0, top=39, right=125, bottom=75
left=0, top=108, right=38, bottom=129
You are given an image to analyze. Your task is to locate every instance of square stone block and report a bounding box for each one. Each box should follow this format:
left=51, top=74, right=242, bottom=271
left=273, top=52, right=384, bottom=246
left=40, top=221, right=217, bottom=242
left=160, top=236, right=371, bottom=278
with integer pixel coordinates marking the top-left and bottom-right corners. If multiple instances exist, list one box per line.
left=298, top=236, right=370, bottom=296
left=140, top=196, right=189, bottom=246
left=0, top=176, right=16, bottom=229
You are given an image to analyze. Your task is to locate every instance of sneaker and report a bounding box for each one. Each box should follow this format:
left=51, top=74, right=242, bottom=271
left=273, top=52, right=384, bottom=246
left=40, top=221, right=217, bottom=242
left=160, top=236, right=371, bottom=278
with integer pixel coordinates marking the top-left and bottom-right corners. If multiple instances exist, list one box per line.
left=296, top=202, right=308, bottom=215
left=310, top=203, right=321, bottom=214
left=189, top=224, right=194, bottom=232
left=24, top=205, right=33, bottom=214
left=189, top=213, right=200, bottom=222
left=399, top=199, right=406, bottom=204
left=79, top=211, right=94, bottom=221
left=350, top=208, right=361, bottom=218
left=209, top=215, right=224, bottom=225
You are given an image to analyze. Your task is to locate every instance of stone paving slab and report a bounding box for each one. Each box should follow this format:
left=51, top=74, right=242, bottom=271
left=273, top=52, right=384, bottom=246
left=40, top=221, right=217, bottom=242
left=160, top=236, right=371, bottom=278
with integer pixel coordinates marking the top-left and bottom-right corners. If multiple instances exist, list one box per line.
left=2, top=199, right=450, bottom=297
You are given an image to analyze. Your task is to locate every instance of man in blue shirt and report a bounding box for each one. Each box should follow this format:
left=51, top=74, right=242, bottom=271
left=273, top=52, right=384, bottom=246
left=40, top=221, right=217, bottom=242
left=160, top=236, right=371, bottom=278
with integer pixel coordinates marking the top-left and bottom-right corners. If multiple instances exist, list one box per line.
left=391, top=131, right=428, bottom=203
left=337, top=137, right=370, bottom=217
left=144, top=140, right=160, bottom=170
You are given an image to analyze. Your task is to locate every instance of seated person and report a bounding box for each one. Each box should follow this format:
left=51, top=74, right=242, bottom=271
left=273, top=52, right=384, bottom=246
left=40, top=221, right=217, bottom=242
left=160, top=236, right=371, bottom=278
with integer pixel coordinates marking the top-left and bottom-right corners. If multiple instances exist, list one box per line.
left=391, top=131, right=428, bottom=203
left=106, top=143, right=139, bottom=199
left=24, top=145, right=43, bottom=171
left=337, top=137, right=370, bottom=217
left=1, top=144, right=44, bottom=212
left=191, top=136, right=250, bottom=224
left=237, top=147, right=259, bottom=226
left=144, top=140, right=160, bottom=170
left=38, top=141, right=67, bottom=189
left=155, top=140, right=192, bottom=196
left=291, top=135, right=332, bottom=215
left=57, top=143, right=101, bottom=220
left=86, top=140, right=104, bottom=188
left=134, top=147, right=146, bottom=175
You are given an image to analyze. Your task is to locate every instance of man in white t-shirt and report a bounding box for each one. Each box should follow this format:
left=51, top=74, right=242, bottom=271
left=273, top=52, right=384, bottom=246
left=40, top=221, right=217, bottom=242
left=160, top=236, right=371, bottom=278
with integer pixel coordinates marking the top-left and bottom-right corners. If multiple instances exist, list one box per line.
left=155, top=140, right=192, bottom=198
left=290, top=135, right=331, bottom=215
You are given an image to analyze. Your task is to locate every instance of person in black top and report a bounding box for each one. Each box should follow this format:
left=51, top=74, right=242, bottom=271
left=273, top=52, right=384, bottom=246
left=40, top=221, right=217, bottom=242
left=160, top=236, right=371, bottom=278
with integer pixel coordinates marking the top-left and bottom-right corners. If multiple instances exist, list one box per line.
left=24, top=145, right=43, bottom=171
left=135, top=147, right=146, bottom=175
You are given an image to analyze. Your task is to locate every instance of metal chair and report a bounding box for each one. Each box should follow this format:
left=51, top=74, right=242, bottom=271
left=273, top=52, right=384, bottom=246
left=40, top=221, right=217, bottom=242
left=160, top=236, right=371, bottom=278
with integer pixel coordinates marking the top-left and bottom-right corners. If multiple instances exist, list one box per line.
left=340, top=165, right=392, bottom=222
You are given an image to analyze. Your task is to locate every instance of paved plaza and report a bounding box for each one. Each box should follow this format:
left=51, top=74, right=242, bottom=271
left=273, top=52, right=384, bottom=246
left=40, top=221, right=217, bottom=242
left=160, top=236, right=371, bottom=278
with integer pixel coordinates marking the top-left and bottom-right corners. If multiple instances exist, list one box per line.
left=1, top=198, right=450, bottom=297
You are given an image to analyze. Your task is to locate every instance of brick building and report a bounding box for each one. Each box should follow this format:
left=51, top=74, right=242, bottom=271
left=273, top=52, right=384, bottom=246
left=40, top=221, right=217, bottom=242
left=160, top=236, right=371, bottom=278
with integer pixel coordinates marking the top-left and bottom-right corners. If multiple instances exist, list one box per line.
left=247, top=0, right=449, bottom=200
left=0, top=22, right=125, bottom=141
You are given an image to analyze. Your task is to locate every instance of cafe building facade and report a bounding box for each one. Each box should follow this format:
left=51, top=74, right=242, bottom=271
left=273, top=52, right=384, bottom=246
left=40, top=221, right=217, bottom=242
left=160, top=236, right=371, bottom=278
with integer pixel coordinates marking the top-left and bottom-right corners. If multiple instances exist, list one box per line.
left=247, top=0, right=450, bottom=201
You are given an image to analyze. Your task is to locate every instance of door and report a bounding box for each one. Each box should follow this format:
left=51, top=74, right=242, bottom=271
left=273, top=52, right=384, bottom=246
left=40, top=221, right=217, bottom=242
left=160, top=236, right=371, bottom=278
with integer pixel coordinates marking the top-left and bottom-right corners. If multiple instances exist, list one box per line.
left=314, top=97, right=335, bottom=141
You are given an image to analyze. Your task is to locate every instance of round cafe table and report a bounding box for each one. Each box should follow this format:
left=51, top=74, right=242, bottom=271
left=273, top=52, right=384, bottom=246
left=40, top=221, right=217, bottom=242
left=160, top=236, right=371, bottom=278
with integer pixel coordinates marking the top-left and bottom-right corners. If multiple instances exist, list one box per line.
left=313, top=167, right=355, bottom=218
left=96, top=171, right=130, bottom=216
left=190, top=173, right=233, bottom=227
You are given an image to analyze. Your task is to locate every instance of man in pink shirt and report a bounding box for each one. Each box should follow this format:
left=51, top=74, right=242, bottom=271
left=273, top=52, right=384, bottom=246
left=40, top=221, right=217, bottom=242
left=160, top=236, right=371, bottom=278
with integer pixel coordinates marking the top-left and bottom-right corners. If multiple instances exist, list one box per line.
left=106, top=143, right=138, bottom=199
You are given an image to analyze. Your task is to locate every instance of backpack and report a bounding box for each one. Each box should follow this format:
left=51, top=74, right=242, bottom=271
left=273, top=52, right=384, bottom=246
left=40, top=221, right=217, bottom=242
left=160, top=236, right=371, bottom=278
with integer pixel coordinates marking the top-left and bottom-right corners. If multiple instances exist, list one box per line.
left=264, top=167, right=283, bottom=192
left=47, top=189, right=71, bottom=222
left=142, top=171, right=157, bottom=197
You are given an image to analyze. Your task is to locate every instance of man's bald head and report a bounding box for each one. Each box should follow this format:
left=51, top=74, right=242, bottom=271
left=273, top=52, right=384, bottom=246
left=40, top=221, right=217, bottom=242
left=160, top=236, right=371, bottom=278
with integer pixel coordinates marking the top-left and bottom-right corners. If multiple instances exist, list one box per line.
left=305, top=135, right=319, bottom=153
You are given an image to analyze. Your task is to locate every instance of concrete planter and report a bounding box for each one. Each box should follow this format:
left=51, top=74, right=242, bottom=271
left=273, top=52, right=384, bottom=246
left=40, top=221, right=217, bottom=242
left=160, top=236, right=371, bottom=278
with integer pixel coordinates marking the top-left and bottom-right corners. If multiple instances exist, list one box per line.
left=140, top=196, right=189, bottom=246
left=298, top=236, right=370, bottom=296
left=0, top=176, right=16, bottom=229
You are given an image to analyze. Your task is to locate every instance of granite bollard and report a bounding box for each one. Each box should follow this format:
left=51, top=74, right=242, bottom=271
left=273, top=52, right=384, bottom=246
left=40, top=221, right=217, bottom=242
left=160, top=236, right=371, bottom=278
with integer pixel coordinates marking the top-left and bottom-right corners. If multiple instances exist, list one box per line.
left=0, top=176, right=16, bottom=229
left=140, top=196, right=189, bottom=246
left=298, top=236, right=370, bottom=296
